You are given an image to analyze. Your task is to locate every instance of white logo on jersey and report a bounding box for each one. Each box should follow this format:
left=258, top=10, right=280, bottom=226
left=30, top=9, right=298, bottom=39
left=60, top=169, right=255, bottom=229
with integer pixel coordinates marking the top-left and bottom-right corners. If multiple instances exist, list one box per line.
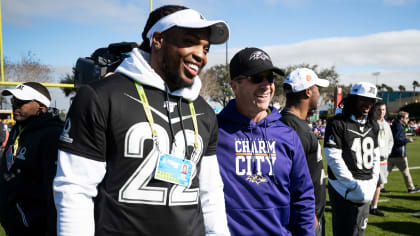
left=327, top=135, right=336, bottom=145
left=163, top=101, right=178, bottom=113
left=59, top=118, right=74, bottom=143
left=347, top=128, right=372, bottom=138
left=317, top=142, right=323, bottom=162
left=361, top=218, right=368, bottom=230
left=124, top=93, right=204, bottom=124
left=16, top=147, right=27, bottom=160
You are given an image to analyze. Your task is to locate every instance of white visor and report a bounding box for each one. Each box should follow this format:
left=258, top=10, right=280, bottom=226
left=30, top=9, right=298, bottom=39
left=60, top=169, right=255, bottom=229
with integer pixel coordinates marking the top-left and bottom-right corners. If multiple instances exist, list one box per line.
left=146, top=9, right=229, bottom=47
left=2, top=84, right=51, bottom=107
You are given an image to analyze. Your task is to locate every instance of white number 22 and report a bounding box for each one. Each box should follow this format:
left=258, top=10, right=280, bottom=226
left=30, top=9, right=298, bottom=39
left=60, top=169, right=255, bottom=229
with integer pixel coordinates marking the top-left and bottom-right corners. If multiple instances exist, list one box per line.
left=118, top=122, right=203, bottom=206
left=351, top=137, right=374, bottom=170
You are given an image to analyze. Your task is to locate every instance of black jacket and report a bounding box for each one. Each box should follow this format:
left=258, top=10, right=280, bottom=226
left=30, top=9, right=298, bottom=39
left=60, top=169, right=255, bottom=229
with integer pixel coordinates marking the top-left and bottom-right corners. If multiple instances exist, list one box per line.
left=0, top=124, right=5, bottom=145
left=0, top=109, right=63, bottom=236
left=390, top=120, right=410, bottom=158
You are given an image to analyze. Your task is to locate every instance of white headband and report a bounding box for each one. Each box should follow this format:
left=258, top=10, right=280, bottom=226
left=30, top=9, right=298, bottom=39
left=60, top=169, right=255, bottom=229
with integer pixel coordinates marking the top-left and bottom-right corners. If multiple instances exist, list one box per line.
left=146, top=9, right=229, bottom=47
left=2, top=84, right=51, bottom=107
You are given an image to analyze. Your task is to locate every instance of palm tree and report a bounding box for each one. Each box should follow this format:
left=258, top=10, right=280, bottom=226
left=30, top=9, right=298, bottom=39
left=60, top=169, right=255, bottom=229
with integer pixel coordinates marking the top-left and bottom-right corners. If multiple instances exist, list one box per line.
left=398, top=85, right=406, bottom=109
left=413, top=80, right=419, bottom=95
left=60, top=73, right=77, bottom=98
left=398, top=85, right=406, bottom=98
left=385, top=85, right=393, bottom=105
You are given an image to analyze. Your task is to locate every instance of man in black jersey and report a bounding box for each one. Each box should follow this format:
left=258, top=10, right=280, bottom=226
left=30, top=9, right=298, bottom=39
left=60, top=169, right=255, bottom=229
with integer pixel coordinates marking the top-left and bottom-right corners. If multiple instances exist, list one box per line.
left=53, top=5, right=230, bottom=236
left=324, top=82, right=381, bottom=236
left=281, top=68, right=329, bottom=236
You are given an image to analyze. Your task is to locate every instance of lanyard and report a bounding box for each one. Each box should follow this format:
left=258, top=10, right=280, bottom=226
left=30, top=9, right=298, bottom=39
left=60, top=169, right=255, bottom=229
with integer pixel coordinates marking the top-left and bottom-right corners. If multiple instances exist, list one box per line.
left=134, top=82, right=199, bottom=150
left=13, top=125, right=24, bottom=156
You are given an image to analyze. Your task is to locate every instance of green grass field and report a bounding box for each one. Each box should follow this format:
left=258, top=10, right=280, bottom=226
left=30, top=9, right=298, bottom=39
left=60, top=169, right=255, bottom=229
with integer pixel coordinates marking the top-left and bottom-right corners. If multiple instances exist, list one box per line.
left=1, top=138, right=419, bottom=236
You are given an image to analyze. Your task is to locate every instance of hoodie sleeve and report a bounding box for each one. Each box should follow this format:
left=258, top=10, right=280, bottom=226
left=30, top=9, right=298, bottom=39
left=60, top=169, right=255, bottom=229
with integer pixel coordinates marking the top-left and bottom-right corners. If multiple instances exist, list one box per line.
left=199, top=109, right=230, bottom=236
left=53, top=85, right=108, bottom=236
left=289, top=133, right=315, bottom=236
left=385, top=122, right=394, bottom=157
left=53, top=151, right=106, bottom=236
left=324, top=118, right=358, bottom=191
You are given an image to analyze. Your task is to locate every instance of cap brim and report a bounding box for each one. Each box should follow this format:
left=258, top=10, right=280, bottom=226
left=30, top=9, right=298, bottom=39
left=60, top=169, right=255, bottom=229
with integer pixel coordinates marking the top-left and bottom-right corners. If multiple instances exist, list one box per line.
left=357, top=94, right=382, bottom=100
left=1, top=90, right=12, bottom=96
left=242, top=66, right=285, bottom=77
left=2, top=89, right=33, bottom=101
left=178, top=20, right=229, bottom=45
left=315, top=78, right=329, bottom=87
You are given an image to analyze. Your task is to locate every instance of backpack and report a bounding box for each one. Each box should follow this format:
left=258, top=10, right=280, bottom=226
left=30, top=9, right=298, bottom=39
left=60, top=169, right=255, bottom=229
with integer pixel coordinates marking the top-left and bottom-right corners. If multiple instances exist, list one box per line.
left=74, top=42, right=138, bottom=87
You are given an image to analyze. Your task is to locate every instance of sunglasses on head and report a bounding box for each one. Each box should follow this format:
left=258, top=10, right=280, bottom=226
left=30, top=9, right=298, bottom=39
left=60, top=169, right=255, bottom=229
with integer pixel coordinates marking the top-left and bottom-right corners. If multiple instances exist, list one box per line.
left=11, top=97, right=32, bottom=107
left=234, top=74, right=276, bottom=84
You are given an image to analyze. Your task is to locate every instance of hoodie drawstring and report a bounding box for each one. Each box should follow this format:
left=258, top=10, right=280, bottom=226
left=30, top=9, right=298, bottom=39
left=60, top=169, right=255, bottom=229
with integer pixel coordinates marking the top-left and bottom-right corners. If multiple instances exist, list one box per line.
left=177, top=97, right=190, bottom=159
left=165, top=88, right=176, bottom=146
left=261, top=119, right=278, bottom=185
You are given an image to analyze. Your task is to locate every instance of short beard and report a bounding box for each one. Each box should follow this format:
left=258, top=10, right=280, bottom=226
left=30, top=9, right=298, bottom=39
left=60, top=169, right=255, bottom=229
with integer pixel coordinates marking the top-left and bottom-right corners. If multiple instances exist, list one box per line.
left=161, top=51, right=191, bottom=91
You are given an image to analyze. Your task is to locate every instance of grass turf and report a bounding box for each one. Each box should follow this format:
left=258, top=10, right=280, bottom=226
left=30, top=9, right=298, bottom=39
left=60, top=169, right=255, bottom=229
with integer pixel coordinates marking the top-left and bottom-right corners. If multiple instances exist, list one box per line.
left=1, top=138, right=419, bottom=236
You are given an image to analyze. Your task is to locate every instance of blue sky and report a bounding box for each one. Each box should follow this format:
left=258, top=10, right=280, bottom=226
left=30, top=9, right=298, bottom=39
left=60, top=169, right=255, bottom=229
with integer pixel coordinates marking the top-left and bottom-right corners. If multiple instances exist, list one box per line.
left=2, top=0, right=420, bottom=109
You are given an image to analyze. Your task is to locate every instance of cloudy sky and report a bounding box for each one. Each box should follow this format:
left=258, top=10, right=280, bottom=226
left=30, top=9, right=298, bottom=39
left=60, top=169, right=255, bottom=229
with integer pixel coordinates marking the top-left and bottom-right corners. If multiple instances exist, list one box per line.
left=2, top=0, right=420, bottom=110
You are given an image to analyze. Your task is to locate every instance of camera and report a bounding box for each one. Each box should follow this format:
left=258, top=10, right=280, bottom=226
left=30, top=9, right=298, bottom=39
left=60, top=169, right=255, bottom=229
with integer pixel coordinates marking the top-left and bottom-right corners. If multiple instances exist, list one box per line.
left=74, top=42, right=138, bottom=87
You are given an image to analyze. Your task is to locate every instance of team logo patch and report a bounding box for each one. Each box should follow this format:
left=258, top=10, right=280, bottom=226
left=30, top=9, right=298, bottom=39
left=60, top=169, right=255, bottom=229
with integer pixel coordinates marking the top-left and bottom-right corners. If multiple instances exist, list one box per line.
left=164, top=101, right=178, bottom=113
left=246, top=174, right=268, bottom=184
left=327, top=135, right=336, bottom=145
left=59, top=119, right=74, bottom=143
left=16, top=147, right=27, bottom=160
left=360, top=218, right=368, bottom=230
left=368, top=86, right=376, bottom=94
left=249, top=51, right=270, bottom=61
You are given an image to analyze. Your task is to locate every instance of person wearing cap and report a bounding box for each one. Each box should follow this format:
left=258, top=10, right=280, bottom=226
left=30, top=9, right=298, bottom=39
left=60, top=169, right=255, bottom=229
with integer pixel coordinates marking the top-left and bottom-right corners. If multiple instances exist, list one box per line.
left=0, top=82, right=64, bottom=236
left=324, top=82, right=381, bottom=236
left=388, top=111, right=420, bottom=193
left=217, top=48, right=315, bottom=236
left=53, top=5, right=230, bottom=236
left=281, top=68, right=329, bottom=236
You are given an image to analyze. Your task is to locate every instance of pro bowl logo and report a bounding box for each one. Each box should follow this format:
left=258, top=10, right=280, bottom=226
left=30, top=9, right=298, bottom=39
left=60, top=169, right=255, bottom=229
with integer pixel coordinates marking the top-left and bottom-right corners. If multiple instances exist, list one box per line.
left=249, top=51, right=270, bottom=61
left=59, top=118, right=74, bottom=143
left=6, top=146, right=14, bottom=171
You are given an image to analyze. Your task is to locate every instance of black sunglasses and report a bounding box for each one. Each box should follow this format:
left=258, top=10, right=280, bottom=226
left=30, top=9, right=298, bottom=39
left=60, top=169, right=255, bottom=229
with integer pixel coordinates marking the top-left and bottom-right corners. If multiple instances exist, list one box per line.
left=234, top=74, right=276, bottom=84
left=11, top=97, right=32, bottom=107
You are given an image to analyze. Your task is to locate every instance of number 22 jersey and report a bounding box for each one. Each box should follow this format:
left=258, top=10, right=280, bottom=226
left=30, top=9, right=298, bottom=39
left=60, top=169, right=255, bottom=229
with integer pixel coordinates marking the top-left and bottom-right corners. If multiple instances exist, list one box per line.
left=56, top=71, right=223, bottom=235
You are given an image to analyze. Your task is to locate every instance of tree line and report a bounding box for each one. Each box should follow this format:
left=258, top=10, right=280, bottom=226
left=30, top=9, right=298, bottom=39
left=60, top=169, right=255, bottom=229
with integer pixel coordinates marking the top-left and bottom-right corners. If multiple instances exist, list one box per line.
left=1, top=52, right=419, bottom=111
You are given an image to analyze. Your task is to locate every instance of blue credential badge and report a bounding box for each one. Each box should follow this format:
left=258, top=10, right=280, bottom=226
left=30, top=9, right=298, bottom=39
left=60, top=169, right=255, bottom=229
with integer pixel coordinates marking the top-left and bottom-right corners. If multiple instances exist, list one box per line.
left=154, top=153, right=194, bottom=187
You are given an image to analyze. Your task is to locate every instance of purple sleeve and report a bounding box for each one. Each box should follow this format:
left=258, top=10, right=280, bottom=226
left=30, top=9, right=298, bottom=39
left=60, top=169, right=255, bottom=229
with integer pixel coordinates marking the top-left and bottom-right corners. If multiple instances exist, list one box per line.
left=289, top=133, right=316, bottom=236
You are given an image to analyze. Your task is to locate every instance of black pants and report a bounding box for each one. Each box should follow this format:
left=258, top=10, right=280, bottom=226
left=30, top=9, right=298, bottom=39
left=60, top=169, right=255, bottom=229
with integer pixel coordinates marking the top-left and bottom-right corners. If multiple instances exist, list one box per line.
left=315, top=212, right=325, bottom=236
left=328, top=184, right=370, bottom=236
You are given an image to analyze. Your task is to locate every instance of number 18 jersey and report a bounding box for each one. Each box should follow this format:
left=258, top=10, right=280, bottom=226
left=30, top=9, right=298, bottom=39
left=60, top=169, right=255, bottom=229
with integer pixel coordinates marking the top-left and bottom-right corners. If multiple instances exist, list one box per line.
left=324, top=114, right=379, bottom=181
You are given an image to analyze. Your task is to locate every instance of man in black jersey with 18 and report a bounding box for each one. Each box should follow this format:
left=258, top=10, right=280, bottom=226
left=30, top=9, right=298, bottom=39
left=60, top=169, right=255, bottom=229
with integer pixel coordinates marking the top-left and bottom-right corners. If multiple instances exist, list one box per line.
left=324, top=82, right=381, bottom=236
left=53, top=5, right=230, bottom=236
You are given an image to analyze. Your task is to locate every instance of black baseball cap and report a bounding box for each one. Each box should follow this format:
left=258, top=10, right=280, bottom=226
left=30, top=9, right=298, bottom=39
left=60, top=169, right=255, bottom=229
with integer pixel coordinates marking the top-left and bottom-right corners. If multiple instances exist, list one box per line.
left=229, top=47, right=284, bottom=80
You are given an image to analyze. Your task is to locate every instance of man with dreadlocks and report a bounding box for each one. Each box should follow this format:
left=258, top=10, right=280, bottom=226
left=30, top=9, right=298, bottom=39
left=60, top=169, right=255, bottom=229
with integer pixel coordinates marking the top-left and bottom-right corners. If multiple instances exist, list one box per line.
left=324, top=82, right=381, bottom=236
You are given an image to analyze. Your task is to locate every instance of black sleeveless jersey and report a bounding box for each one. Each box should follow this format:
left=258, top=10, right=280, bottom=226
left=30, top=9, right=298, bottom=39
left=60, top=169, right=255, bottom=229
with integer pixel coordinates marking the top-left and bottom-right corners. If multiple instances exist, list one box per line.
left=59, top=73, right=218, bottom=236
left=324, top=114, right=379, bottom=181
